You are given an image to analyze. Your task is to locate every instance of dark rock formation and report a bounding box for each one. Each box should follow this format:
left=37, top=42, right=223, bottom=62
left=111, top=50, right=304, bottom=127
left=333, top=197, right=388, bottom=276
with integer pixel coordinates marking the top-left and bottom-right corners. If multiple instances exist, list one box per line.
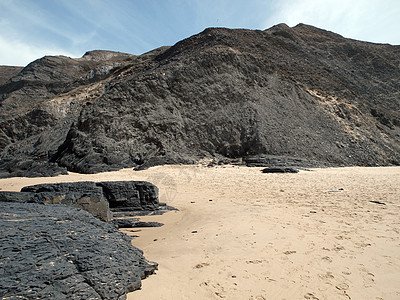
left=244, top=154, right=324, bottom=168
left=96, top=181, right=159, bottom=212
left=261, top=167, right=299, bottom=173
left=20, top=182, right=111, bottom=221
left=0, top=191, right=36, bottom=203
left=0, top=50, right=135, bottom=111
left=113, top=218, right=164, bottom=228
left=111, top=203, right=178, bottom=217
left=0, top=50, right=137, bottom=178
left=0, top=181, right=160, bottom=298
left=0, top=66, right=23, bottom=85
left=0, top=181, right=159, bottom=221
left=0, top=201, right=157, bottom=299
left=1, top=24, right=399, bottom=177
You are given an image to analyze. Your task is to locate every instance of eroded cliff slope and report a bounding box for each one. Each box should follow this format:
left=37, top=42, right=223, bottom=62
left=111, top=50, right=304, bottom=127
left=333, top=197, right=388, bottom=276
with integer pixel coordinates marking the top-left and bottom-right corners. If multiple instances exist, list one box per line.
left=1, top=24, right=399, bottom=177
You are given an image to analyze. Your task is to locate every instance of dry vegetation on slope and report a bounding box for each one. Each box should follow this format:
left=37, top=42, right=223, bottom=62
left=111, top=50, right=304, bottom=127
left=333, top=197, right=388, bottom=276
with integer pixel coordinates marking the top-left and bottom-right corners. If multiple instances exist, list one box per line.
left=0, top=24, right=399, bottom=177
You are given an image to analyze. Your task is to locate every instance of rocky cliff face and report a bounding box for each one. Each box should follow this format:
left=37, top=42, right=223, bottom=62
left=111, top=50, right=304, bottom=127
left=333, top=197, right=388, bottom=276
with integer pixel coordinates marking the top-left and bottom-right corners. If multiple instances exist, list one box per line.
left=0, top=24, right=399, bottom=177
left=0, top=66, right=23, bottom=86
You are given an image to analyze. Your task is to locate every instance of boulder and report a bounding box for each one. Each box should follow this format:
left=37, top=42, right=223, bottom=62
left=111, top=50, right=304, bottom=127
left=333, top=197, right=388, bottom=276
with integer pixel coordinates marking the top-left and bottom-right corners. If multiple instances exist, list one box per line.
left=96, top=181, right=159, bottom=211
left=21, top=182, right=111, bottom=221
left=0, top=202, right=157, bottom=299
left=0, top=181, right=160, bottom=221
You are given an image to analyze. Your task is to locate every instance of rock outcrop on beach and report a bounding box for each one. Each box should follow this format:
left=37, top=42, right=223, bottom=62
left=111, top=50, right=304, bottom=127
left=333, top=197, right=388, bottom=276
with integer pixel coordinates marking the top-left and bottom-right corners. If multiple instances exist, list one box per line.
left=261, top=167, right=299, bottom=173
left=1, top=24, right=399, bottom=177
left=0, top=180, right=161, bottom=299
left=0, top=180, right=159, bottom=221
left=0, top=201, right=157, bottom=299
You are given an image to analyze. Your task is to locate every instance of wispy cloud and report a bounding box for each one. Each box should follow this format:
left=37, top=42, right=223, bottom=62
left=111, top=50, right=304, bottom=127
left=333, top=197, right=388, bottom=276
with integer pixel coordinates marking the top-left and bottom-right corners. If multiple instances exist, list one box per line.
left=1, top=0, right=399, bottom=66
left=0, top=35, right=80, bottom=66
left=1, top=0, right=77, bottom=45
left=265, top=0, right=400, bottom=44
left=0, top=0, right=92, bottom=65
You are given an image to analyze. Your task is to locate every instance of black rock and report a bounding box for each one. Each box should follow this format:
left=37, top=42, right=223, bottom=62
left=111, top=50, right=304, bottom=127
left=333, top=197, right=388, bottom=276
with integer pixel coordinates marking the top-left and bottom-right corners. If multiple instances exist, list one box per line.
left=1, top=181, right=160, bottom=221
left=370, top=200, right=386, bottom=205
left=1, top=25, right=399, bottom=177
left=0, top=191, right=38, bottom=203
left=133, top=221, right=164, bottom=228
left=113, top=218, right=139, bottom=228
left=0, top=202, right=157, bottom=300
left=245, top=155, right=325, bottom=168
left=96, top=181, right=159, bottom=211
left=0, top=66, right=23, bottom=85
left=113, top=218, right=164, bottom=228
left=261, top=167, right=299, bottom=173
left=111, top=204, right=178, bottom=217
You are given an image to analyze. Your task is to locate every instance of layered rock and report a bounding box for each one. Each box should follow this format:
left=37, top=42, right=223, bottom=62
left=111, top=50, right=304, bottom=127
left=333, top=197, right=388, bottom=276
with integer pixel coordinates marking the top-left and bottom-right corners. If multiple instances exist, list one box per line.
left=0, top=181, right=159, bottom=221
left=0, top=66, right=23, bottom=85
left=0, top=50, right=137, bottom=177
left=0, top=201, right=156, bottom=299
left=1, top=25, right=399, bottom=177
left=261, top=167, right=299, bottom=173
left=95, top=181, right=159, bottom=212
left=0, top=180, right=161, bottom=299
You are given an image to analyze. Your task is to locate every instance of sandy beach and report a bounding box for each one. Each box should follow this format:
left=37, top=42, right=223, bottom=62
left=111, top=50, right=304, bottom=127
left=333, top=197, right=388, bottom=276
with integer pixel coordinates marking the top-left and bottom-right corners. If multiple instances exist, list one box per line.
left=1, top=165, right=399, bottom=299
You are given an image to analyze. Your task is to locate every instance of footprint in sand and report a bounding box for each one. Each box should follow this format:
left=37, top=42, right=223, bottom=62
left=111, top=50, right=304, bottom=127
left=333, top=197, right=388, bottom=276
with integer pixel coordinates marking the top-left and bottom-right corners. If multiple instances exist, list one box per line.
left=354, top=242, right=372, bottom=248
left=318, top=272, right=335, bottom=280
left=200, top=281, right=226, bottom=299
left=333, top=245, right=345, bottom=251
left=322, top=256, right=333, bottom=262
left=335, top=283, right=349, bottom=290
left=304, top=292, right=319, bottom=299
left=249, top=295, right=266, bottom=300
left=359, top=267, right=375, bottom=287
left=335, top=283, right=351, bottom=299
left=194, top=262, right=210, bottom=269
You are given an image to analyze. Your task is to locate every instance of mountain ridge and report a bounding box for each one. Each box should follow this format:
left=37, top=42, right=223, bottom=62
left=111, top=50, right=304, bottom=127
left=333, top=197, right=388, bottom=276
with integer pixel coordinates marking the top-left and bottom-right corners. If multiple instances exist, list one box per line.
left=0, top=24, right=399, bottom=177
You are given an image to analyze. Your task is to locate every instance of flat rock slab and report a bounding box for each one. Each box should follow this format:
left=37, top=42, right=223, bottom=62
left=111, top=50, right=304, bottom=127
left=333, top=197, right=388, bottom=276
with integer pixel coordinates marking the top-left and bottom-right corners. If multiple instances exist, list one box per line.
left=0, top=181, right=159, bottom=221
left=0, top=202, right=157, bottom=300
left=21, top=181, right=111, bottom=221
left=113, top=218, right=164, bottom=228
left=261, top=167, right=299, bottom=173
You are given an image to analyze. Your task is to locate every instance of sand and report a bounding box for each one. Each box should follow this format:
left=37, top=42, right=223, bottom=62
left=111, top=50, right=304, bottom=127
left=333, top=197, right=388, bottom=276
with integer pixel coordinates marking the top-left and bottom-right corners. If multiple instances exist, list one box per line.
left=1, top=165, right=399, bottom=299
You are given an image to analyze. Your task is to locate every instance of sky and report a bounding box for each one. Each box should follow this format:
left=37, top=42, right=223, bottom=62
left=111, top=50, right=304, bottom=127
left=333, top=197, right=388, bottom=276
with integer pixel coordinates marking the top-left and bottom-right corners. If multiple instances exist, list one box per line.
left=1, top=0, right=399, bottom=66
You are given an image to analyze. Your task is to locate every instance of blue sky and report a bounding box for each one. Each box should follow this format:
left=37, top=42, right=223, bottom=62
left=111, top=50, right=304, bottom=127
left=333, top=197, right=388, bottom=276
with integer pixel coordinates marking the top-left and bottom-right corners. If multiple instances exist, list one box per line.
left=1, top=0, right=399, bottom=66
